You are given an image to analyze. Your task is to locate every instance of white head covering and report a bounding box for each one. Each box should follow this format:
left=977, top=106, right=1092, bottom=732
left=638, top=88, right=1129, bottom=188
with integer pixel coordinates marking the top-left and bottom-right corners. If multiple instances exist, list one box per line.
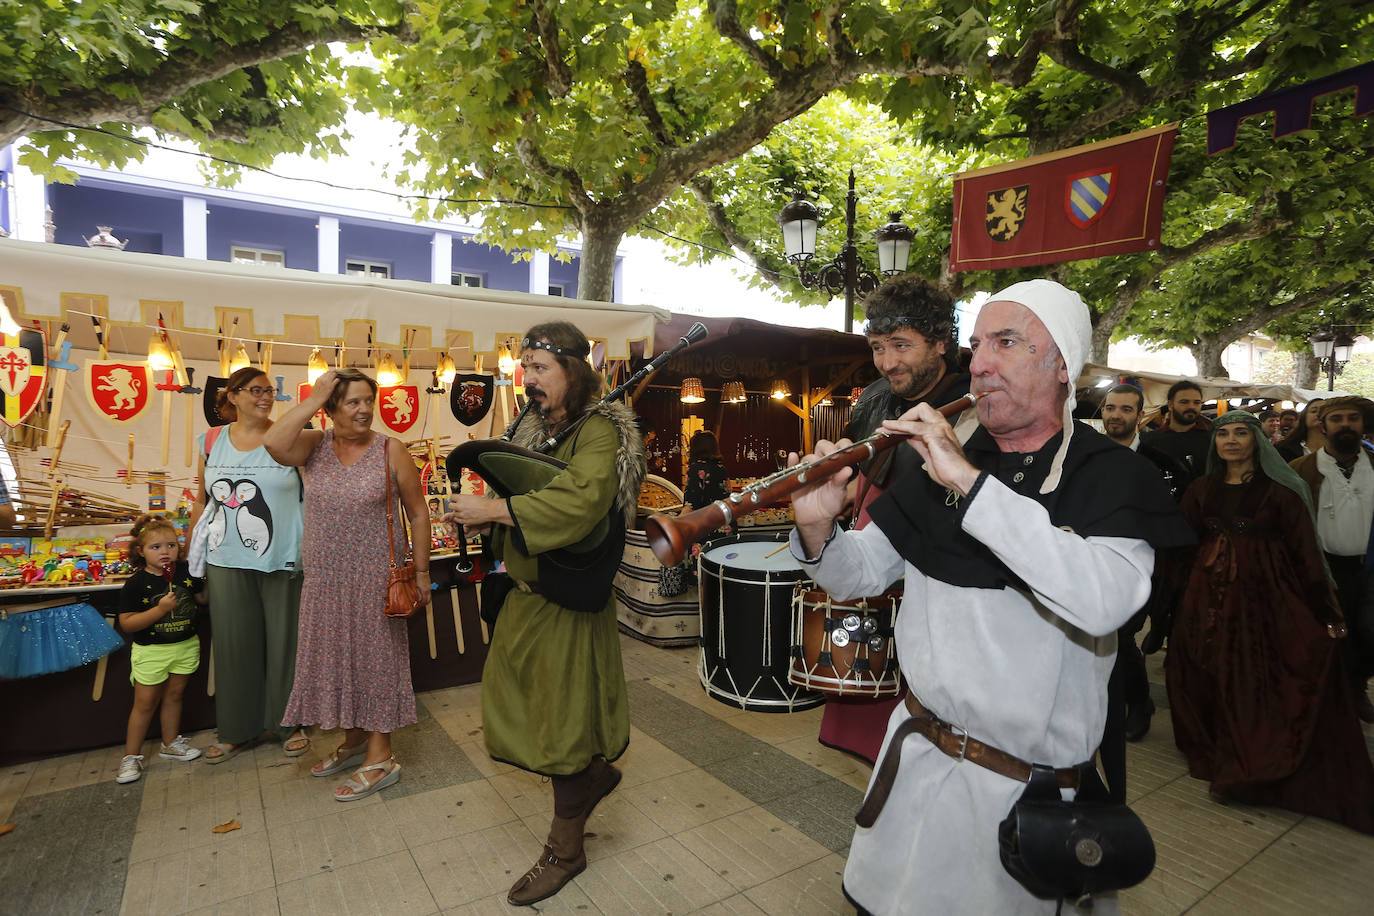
left=986, top=279, right=1091, bottom=494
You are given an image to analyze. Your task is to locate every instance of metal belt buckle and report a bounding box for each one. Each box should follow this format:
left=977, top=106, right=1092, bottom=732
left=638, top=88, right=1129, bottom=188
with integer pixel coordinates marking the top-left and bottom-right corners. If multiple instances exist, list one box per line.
left=946, top=721, right=970, bottom=760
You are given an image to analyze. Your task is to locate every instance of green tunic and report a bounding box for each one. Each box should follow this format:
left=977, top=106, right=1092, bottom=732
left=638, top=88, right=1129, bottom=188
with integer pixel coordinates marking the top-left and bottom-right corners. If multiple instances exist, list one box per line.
left=481, top=413, right=630, bottom=775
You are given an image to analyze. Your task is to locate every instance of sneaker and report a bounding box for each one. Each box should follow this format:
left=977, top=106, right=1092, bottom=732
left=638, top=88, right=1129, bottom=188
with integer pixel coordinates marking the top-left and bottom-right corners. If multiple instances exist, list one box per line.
left=159, top=736, right=203, bottom=761
left=117, top=755, right=144, bottom=784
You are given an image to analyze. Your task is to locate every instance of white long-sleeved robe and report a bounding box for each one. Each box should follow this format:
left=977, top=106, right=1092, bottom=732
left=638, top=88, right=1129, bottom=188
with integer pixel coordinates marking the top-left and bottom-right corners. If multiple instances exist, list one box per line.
left=792, top=473, right=1155, bottom=915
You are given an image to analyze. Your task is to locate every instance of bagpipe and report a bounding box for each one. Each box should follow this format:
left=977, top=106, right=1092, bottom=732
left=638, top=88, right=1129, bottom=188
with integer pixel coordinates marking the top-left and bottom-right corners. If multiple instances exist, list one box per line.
left=445, top=323, right=709, bottom=609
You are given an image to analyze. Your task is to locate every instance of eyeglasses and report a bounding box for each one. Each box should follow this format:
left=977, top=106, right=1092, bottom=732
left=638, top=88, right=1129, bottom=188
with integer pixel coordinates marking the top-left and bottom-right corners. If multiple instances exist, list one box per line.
left=235, top=386, right=276, bottom=398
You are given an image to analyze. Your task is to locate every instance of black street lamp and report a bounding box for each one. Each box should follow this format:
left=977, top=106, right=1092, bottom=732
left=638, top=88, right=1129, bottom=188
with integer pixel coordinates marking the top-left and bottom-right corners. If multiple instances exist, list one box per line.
left=779, top=170, right=914, bottom=334
left=1310, top=326, right=1356, bottom=391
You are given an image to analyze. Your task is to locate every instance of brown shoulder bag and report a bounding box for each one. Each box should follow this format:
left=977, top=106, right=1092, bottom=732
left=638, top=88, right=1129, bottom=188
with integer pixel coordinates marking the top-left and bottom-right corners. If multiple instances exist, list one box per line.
left=382, top=438, right=426, bottom=618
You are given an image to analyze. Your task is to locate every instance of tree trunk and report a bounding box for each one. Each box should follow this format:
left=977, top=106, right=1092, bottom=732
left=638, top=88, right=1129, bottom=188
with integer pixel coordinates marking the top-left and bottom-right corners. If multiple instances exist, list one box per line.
left=575, top=216, right=626, bottom=301
left=1190, top=339, right=1229, bottom=378
left=1090, top=322, right=1113, bottom=366
left=1294, top=352, right=1321, bottom=390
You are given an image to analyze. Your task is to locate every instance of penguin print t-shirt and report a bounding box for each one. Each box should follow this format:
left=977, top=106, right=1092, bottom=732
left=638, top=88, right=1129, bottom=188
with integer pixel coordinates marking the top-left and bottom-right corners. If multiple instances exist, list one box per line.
left=199, top=427, right=304, bottom=573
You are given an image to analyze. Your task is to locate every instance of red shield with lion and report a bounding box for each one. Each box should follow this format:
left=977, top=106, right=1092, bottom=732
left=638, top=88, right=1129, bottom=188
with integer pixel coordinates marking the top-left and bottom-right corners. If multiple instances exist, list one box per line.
left=86, top=360, right=152, bottom=423
left=378, top=384, right=420, bottom=434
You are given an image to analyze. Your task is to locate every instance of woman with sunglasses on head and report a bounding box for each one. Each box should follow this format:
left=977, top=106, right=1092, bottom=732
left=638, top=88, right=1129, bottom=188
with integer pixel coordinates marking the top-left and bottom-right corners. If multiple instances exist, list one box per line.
left=190, top=366, right=308, bottom=764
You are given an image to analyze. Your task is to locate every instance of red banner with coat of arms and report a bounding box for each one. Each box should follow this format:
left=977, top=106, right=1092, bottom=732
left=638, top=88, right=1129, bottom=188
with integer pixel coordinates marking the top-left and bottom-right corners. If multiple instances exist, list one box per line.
left=377, top=384, right=421, bottom=435
left=949, top=124, right=1178, bottom=273
left=0, top=328, right=47, bottom=429
left=86, top=360, right=152, bottom=423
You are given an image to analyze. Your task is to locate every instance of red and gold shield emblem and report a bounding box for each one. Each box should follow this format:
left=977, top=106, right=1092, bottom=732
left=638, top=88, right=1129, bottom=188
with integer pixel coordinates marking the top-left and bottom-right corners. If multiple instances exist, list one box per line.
left=378, top=384, right=420, bottom=434
left=0, top=328, right=47, bottom=429
left=86, top=360, right=152, bottom=423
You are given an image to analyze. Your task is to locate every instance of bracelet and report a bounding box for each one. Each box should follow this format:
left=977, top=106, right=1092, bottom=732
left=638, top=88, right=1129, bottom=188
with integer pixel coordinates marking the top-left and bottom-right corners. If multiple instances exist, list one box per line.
left=415, top=567, right=430, bottom=573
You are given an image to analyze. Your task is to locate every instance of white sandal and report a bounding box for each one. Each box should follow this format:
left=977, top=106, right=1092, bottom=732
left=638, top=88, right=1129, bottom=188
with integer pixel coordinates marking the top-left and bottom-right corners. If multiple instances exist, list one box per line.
left=311, top=740, right=368, bottom=778
left=334, top=758, right=401, bottom=802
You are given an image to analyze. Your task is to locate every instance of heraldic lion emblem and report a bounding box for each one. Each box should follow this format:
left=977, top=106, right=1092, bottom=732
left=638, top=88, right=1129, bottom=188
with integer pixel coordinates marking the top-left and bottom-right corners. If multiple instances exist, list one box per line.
left=383, top=386, right=415, bottom=425
left=985, top=185, right=1029, bottom=241
left=97, top=367, right=143, bottom=410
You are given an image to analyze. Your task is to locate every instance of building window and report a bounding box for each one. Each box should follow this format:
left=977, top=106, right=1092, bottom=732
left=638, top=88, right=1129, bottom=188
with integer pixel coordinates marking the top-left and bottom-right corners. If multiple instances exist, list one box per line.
left=548, top=284, right=565, bottom=297
left=346, top=260, right=391, bottom=279
left=230, top=246, right=285, bottom=267
left=451, top=272, right=484, bottom=288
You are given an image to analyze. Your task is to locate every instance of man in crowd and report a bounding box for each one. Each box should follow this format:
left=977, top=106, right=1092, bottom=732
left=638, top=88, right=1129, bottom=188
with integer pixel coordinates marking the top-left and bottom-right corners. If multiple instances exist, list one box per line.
left=1289, top=397, right=1374, bottom=722
left=1097, top=384, right=1166, bottom=800
left=1278, top=408, right=1301, bottom=439
left=1259, top=409, right=1282, bottom=442
left=790, top=280, right=1190, bottom=912
left=1100, top=383, right=1143, bottom=451
left=826, top=275, right=971, bottom=763
left=1141, top=381, right=1211, bottom=490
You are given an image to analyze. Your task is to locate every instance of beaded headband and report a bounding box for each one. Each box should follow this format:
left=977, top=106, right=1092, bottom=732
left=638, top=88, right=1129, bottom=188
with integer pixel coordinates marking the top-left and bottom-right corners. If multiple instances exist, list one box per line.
left=521, top=336, right=589, bottom=359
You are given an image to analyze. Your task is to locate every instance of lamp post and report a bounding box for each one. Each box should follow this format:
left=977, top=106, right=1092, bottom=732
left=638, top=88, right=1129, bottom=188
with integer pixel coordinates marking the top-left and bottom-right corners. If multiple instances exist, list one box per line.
left=1310, top=327, right=1356, bottom=391
left=779, top=170, right=914, bottom=334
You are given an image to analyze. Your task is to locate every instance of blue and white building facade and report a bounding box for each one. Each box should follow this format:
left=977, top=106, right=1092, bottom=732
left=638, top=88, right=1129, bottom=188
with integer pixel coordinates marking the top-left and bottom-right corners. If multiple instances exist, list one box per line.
left=0, top=144, right=621, bottom=301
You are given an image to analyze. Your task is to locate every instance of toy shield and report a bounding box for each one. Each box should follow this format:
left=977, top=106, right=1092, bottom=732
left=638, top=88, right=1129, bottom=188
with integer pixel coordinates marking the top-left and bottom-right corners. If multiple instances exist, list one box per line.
left=0, top=327, right=47, bottom=429
left=202, top=376, right=229, bottom=426
left=85, top=359, right=151, bottom=424
left=450, top=374, right=494, bottom=426
left=378, top=384, right=421, bottom=434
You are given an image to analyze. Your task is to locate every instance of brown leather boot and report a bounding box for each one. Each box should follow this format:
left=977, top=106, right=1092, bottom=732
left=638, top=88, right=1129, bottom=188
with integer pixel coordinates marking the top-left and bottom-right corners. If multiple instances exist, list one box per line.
left=581, top=755, right=622, bottom=821
left=507, top=816, right=586, bottom=906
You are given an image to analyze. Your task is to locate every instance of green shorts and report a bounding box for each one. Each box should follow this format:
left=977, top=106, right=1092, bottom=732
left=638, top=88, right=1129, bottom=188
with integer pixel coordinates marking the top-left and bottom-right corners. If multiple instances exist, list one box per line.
left=129, top=636, right=200, bottom=686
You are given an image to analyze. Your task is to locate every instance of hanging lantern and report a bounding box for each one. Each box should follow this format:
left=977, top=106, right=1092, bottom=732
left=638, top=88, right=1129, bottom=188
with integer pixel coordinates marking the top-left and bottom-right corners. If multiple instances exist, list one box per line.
left=770, top=379, right=792, bottom=400
left=228, top=344, right=251, bottom=373
left=497, top=341, right=517, bottom=377
left=815, top=391, right=833, bottom=407
left=377, top=352, right=402, bottom=387
left=436, top=353, right=457, bottom=384
left=680, top=377, right=706, bottom=404
left=307, top=347, right=328, bottom=383
left=147, top=335, right=175, bottom=371
left=721, top=381, right=746, bottom=404
left=850, top=386, right=865, bottom=403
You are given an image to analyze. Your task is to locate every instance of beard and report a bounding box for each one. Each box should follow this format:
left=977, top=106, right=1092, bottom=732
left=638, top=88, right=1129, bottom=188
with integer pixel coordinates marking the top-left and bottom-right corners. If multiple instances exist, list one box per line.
left=888, top=361, right=944, bottom=400
left=1103, top=417, right=1133, bottom=439
left=1330, top=427, right=1363, bottom=453
left=1170, top=408, right=1198, bottom=427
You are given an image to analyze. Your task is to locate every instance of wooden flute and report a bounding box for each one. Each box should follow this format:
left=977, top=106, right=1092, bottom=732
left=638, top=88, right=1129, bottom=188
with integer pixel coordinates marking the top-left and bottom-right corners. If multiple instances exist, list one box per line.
left=643, top=393, right=977, bottom=566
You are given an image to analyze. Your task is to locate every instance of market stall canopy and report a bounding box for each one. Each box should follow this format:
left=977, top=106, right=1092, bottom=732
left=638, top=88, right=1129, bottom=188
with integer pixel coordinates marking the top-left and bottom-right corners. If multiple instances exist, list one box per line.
left=0, top=238, right=668, bottom=367
left=1076, top=362, right=1350, bottom=410
left=636, top=313, right=876, bottom=397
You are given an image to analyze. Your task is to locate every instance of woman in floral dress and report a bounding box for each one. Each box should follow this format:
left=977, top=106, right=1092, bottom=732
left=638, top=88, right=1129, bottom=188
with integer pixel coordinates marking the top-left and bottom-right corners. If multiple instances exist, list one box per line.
left=265, top=368, right=430, bottom=801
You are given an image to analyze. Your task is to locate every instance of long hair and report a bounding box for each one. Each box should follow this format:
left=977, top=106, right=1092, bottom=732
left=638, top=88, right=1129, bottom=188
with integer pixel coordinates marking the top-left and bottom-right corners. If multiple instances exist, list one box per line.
left=1275, top=397, right=1323, bottom=454
left=523, top=321, right=601, bottom=418
left=128, top=514, right=178, bottom=567
left=215, top=366, right=270, bottom=422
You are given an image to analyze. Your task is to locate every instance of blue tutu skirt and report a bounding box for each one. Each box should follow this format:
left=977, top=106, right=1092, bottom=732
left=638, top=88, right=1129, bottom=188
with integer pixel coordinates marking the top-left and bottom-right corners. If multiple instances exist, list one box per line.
left=0, top=602, right=125, bottom=679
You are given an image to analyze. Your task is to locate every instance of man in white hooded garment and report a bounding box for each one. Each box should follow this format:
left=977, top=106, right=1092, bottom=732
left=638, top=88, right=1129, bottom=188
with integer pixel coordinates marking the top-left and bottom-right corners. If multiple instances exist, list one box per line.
left=789, top=279, right=1192, bottom=914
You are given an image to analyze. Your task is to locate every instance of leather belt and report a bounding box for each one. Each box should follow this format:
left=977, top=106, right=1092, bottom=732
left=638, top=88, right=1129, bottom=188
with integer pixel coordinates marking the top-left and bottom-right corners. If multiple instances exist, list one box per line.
left=855, top=693, right=1081, bottom=829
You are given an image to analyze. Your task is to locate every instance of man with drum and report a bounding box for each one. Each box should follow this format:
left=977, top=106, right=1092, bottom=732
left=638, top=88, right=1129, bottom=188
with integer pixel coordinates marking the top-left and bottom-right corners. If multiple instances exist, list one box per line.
left=825, top=276, right=972, bottom=763
left=790, top=280, right=1192, bottom=913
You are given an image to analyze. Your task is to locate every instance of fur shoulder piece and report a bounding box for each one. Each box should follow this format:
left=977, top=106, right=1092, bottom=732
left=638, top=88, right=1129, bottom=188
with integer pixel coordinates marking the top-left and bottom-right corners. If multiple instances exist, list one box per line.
left=510, top=399, right=647, bottom=527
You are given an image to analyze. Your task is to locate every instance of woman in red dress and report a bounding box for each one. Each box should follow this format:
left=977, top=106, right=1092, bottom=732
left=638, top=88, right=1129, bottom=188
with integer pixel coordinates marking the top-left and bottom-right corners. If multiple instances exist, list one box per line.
left=1167, top=410, right=1374, bottom=833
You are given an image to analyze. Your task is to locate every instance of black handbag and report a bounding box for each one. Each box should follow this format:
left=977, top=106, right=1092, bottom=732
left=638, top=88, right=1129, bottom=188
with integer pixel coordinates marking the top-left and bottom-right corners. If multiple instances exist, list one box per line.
left=998, top=762, right=1155, bottom=905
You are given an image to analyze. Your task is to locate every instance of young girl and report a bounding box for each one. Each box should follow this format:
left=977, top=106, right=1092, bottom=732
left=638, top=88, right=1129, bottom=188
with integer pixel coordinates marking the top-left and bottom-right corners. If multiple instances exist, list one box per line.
left=116, top=515, right=207, bottom=784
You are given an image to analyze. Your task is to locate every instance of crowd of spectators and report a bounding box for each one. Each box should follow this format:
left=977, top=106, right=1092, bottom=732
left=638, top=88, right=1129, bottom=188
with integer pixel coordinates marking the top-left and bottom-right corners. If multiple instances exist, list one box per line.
left=1100, top=382, right=1374, bottom=832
